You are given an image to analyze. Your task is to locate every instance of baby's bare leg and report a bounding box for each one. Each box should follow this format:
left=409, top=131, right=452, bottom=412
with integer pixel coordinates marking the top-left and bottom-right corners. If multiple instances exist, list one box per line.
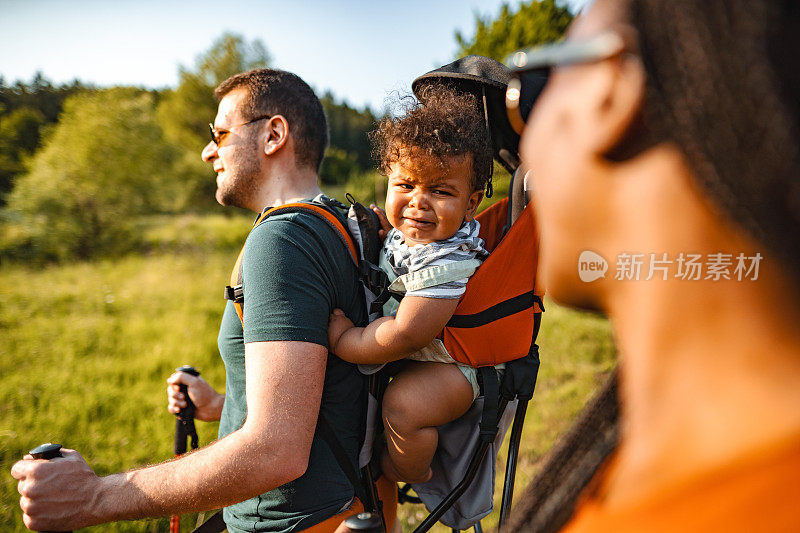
left=381, top=361, right=474, bottom=483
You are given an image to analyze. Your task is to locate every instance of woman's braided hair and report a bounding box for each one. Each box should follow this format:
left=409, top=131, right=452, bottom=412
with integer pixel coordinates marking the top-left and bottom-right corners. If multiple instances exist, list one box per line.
left=634, top=0, right=800, bottom=282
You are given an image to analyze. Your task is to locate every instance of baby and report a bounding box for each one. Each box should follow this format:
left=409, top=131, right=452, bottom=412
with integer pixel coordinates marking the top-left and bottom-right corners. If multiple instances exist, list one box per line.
left=328, top=84, right=494, bottom=483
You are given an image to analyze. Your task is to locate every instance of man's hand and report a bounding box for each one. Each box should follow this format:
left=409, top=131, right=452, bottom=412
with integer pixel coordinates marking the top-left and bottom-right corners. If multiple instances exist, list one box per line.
left=328, top=309, right=355, bottom=354
left=370, top=204, right=392, bottom=240
left=167, top=371, right=224, bottom=421
left=12, top=448, right=101, bottom=531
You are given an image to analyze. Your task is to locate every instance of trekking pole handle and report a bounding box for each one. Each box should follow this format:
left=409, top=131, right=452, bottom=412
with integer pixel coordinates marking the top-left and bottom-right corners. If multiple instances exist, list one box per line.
left=176, top=365, right=200, bottom=415
left=174, top=365, right=200, bottom=456
left=28, top=443, right=71, bottom=533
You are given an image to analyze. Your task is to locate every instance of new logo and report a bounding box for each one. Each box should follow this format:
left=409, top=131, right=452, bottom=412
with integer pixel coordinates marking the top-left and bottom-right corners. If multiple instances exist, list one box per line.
left=578, top=250, right=608, bottom=282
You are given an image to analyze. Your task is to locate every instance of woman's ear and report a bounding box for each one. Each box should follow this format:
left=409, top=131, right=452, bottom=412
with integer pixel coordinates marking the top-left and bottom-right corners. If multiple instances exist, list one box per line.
left=264, top=115, right=289, bottom=156
left=465, top=189, right=484, bottom=221
left=585, top=52, right=647, bottom=157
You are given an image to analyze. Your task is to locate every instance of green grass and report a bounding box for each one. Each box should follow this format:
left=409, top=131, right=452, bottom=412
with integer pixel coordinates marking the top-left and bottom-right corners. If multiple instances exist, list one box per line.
left=1, top=251, right=233, bottom=532
left=0, top=213, right=615, bottom=532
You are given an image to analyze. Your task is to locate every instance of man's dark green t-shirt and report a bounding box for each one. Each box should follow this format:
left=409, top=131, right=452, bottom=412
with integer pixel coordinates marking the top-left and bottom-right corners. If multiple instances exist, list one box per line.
left=217, top=204, right=367, bottom=533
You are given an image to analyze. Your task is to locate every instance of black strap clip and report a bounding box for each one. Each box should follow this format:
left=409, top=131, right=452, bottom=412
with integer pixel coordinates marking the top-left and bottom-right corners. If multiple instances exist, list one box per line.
left=359, top=261, right=389, bottom=293
left=224, top=285, right=244, bottom=303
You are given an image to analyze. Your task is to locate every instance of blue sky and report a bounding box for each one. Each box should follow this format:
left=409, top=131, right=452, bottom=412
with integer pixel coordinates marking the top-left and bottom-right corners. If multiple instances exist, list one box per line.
left=1, top=0, right=589, bottom=113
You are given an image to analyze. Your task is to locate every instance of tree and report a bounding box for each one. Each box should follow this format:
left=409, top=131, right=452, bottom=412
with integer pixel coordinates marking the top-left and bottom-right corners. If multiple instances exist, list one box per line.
left=157, top=33, right=270, bottom=209
left=319, top=147, right=360, bottom=185
left=0, top=72, right=87, bottom=123
left=7, top=88, right=179, bottom=260
left=320, top=92, right=377, bottom=184
left=0, top=74, right=89, bottom=205
left=0, top=107, right=45, bottom=199
left=455, top=0, right=573, bottom=62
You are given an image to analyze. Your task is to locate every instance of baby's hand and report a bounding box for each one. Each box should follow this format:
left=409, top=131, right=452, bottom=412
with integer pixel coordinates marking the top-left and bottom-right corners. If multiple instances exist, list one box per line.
left=328, top=308, right=355, bottom=353
left=370, top=204, right=392, bottom=240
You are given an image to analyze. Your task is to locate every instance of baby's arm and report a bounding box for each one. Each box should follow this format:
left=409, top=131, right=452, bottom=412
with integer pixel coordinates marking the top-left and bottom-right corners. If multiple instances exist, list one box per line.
left=328, top=296, right=459, bottom=365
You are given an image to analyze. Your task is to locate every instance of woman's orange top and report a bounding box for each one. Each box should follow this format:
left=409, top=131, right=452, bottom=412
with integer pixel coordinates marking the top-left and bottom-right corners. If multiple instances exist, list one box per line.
left=563, top=431, right=800, bottom=533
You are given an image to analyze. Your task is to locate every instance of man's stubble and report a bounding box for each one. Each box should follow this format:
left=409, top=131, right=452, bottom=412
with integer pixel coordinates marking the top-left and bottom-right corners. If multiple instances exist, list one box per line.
left=215, top=133, right=263, bottom=209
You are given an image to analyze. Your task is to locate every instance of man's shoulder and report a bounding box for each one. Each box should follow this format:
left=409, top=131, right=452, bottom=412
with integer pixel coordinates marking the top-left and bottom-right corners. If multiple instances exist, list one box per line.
left=245, top=207, right=336, bottom=248
left=251, top=201, right=347, bottom=239
left=242, top=202, right=355, bottom=274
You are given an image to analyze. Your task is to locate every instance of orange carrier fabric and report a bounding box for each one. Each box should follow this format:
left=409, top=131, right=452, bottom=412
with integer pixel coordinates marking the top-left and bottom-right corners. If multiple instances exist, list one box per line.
left=562, top=432, right=800, bottom=533
left=304, top=475, right=398, bottom=533
left=442, top=197, right=544, bottom=367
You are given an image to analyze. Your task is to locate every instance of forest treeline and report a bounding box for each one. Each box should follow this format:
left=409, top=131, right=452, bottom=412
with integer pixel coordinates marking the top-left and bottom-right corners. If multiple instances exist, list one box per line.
left=0, top=0, right=572, bottom=262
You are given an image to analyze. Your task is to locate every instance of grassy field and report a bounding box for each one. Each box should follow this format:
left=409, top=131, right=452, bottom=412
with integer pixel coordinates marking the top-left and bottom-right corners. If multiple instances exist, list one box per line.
left=0, top=211, right=615, bottom=532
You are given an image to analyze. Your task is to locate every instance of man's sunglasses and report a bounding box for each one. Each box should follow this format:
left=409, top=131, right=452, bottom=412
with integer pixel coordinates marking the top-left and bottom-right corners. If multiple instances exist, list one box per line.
left=505, top=32, right=626, bottom=134
left=209, top=113, right=273, bottom=146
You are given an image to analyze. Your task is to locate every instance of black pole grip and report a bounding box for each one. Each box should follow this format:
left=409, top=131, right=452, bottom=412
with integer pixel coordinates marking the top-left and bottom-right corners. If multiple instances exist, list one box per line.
left=173, top=366, right=200, bottom=456
left=28, top=443, right=71, bottom=533
left=173, top=417, right=188, bottom=456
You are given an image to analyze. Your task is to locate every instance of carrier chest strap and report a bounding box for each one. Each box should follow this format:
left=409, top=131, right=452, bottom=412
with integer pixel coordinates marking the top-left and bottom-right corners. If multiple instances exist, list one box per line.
left=446, top=293, right=544, bottom=329
left=224, top=202, right=358, bottom=324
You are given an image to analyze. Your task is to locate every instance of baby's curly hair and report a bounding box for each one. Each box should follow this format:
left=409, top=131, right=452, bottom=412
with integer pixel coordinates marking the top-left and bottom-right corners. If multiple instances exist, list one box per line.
left=372, top=84, right=493, bottom=192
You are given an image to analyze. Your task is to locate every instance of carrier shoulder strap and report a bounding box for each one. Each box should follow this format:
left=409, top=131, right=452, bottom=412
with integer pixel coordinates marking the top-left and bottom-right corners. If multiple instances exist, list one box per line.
left=224, top=201, right=358, bottom=323
left=317, top=413, right=370, bottom=506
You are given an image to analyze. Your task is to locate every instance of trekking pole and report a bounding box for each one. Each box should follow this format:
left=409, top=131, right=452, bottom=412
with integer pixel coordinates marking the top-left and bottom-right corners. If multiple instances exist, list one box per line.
left=28, top=443, right=71, bottom=533
left=171, top=365, right=201, bottom=533
left=498, top=399, right=529, bottom=529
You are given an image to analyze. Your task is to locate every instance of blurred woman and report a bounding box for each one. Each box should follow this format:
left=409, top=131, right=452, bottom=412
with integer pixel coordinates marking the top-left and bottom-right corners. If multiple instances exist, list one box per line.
left=509, top=0, right=800, bottom=530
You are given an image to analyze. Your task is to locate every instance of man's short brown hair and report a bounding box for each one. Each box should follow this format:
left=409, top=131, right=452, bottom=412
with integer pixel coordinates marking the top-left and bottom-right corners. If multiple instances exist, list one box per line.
left=215, top=68, right=329, bottom=171
left=372, top=85, right=493, bottom=192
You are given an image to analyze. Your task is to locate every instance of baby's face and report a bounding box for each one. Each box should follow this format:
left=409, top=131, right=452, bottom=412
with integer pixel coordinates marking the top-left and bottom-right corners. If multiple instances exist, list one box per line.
left=385, top=152, right=483, bottom=246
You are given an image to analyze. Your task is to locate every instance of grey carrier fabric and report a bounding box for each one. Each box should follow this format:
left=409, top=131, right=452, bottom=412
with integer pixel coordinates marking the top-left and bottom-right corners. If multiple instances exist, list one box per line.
left=411, top=399, right=517, bottom=530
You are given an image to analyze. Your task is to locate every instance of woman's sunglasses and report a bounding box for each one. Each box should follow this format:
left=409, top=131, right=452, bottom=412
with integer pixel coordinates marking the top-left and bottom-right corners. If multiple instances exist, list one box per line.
left=505, top=32, right=626, bottom=134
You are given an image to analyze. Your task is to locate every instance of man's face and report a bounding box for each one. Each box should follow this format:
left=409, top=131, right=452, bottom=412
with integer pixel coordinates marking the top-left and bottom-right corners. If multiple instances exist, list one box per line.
left=384, top=151, right=482, bottom=246
left=201, top=88, right=263, bottom=209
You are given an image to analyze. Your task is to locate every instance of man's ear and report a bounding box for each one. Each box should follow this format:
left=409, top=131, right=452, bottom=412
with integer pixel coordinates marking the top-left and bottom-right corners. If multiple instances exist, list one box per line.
left=264, top=115, right=289, bottom=156
left=577, top=52, right=647, bottom=157
left=465, top=189, right=484, bottom=221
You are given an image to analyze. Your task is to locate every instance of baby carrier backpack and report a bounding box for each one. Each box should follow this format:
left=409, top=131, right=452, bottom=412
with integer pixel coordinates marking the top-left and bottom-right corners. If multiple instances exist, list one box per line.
left=220, top=189, right=541, bottom=533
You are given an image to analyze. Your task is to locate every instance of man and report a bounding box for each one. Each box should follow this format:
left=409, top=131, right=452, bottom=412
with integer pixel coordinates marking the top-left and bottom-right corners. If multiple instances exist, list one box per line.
left=13, top=69, right=387, bottom=532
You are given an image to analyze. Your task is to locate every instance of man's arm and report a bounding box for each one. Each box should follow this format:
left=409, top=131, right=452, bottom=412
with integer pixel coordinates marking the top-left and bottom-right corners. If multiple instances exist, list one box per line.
left=12, top=340, right=326, bottom=532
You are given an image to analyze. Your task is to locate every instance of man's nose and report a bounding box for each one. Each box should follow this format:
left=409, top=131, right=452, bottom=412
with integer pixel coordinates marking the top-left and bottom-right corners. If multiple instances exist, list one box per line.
left=201, top=141, right=218, bottom=162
